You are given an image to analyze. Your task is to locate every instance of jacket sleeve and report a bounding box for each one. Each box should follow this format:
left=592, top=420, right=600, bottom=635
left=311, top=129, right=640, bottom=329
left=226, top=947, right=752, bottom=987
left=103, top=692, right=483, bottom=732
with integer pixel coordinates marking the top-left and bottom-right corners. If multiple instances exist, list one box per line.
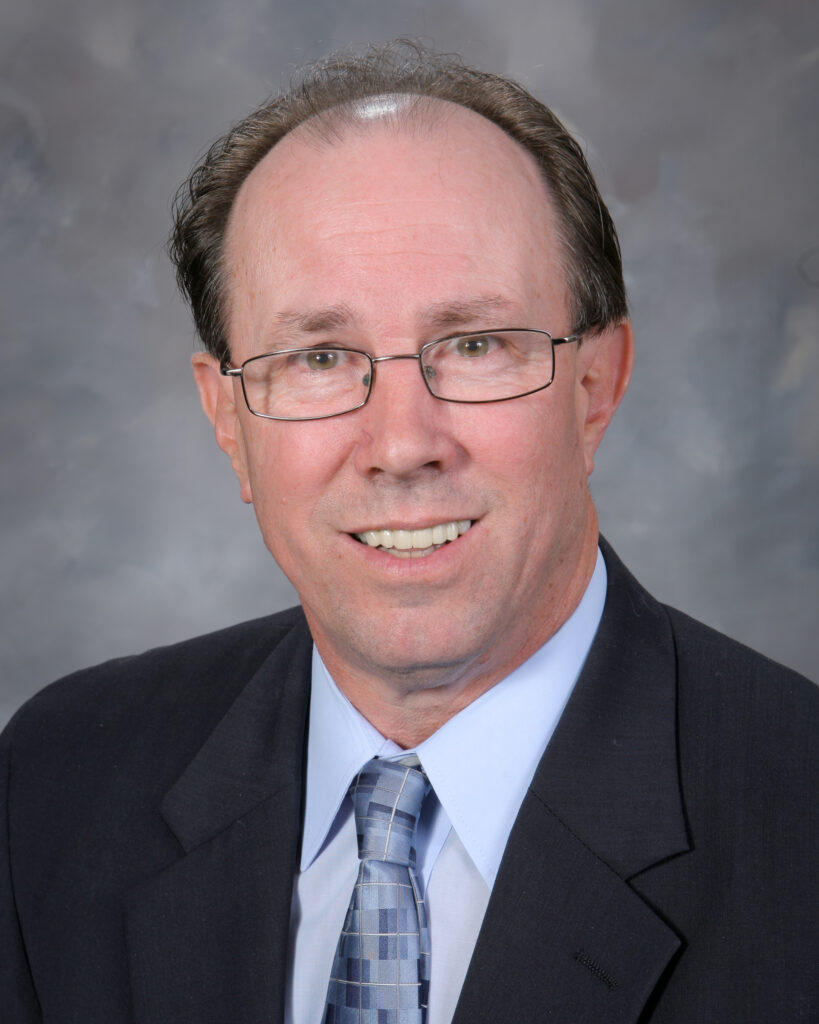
left=0, top=717, right=42, bottom=1021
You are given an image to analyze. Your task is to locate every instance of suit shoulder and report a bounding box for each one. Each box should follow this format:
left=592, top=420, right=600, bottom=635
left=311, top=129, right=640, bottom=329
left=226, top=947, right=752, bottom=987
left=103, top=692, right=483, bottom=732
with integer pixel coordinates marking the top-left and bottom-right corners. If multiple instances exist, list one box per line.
left=665, top=603, right=815, bottom=698
left=2, top=607, right=308, bottom=755
left=664, top=604, right=816, bottom=787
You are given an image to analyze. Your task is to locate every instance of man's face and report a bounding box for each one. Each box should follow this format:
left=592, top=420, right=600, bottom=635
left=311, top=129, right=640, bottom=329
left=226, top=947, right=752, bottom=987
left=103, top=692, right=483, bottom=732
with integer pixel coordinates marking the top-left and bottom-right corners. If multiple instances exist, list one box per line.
left=196, top=103, right=630, bottom=706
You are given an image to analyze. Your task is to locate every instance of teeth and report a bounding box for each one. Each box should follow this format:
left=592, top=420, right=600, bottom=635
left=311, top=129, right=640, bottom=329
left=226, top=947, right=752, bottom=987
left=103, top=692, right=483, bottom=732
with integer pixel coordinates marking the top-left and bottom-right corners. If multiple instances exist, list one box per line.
left=394, top=531, right=412, bottom=550
left=357, top=519, right=472, bottom=551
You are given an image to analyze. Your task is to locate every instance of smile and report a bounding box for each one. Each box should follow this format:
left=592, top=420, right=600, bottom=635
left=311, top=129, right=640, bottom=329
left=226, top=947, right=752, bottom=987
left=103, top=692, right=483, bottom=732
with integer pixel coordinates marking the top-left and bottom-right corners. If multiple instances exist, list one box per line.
left=354, top=519, right=472, bottom=558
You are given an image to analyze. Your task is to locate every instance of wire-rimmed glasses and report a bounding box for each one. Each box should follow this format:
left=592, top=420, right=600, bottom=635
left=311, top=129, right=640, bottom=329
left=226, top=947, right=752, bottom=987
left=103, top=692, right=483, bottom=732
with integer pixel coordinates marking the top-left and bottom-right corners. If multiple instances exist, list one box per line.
left=220, top=328, right=580, bottom=422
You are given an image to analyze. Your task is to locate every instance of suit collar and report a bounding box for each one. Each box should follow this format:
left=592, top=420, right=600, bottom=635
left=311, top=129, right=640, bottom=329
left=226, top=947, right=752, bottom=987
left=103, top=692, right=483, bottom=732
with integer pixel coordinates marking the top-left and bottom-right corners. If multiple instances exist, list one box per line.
left=453, top=538, right=690, bottom=1022
left=157, top=539, right=687, bottom=878
left=125, top=614, right=312, bottom=1024
left=159, top=615, right=312, bottom=852
left=530, top=537, right=690, bottom=879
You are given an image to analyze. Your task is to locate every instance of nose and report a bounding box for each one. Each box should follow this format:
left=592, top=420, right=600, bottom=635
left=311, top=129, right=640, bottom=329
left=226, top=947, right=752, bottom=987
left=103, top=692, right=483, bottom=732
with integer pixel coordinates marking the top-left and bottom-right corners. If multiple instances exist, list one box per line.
left=352, top=353, right=463, bottom=480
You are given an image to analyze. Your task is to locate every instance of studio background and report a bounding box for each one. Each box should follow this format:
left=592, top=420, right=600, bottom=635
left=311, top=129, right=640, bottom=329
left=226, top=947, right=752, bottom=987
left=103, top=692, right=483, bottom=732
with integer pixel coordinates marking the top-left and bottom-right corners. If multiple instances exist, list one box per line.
left=2, top=0, right=817, bottom=725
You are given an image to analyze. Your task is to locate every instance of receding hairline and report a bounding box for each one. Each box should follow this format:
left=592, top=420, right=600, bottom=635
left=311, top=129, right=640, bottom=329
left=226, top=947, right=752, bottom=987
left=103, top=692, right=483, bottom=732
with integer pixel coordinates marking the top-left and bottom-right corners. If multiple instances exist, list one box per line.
left=228, top=91, right=511, bottom=210
left=169, top=42, right=628, bottom=363
left=221, top=94, right=569, bottom=335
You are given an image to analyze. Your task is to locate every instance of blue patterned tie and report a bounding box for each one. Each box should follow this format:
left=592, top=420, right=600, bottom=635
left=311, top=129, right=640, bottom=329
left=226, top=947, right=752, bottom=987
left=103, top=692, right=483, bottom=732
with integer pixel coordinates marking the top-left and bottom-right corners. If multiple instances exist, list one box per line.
left=323, top=757, right=431, bottom=1024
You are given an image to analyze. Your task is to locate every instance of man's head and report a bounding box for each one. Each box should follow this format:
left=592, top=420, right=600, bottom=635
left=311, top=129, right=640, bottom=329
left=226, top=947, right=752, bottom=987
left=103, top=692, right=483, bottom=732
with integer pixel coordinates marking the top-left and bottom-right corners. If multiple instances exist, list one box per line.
left=174, top=43, right=633, bottom=743
left=170, top=41, right=627, bottom=368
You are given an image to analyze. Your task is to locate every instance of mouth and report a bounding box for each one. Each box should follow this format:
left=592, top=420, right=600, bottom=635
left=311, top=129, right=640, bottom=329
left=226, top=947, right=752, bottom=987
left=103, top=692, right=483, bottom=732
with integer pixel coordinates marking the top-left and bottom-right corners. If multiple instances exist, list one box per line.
left=353, top=519, right=473, bottom=559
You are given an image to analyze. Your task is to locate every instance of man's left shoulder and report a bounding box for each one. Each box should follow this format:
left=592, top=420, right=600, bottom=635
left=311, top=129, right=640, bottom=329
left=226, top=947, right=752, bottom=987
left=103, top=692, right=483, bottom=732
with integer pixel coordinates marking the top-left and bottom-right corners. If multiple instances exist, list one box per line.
left=665, top=601, right=816, bottom=720
left=660, top=602, right=816, bottom=836
left=600, top=537, right=815, bottom=719
left=601, top=538, right=815, bottom=782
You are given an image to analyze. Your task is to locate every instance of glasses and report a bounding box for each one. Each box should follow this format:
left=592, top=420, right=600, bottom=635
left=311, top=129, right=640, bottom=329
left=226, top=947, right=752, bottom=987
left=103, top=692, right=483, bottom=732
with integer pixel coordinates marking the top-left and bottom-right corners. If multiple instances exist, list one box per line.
left=220, top=328, right=580, bottom=422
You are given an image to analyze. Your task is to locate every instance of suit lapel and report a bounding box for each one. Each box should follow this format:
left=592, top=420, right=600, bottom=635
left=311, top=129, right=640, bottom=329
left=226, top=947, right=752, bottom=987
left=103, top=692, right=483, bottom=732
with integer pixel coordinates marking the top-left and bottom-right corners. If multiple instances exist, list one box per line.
left=123, top=618, right=312, bottom=1024
left=453, top=541, right=690, bottom=1023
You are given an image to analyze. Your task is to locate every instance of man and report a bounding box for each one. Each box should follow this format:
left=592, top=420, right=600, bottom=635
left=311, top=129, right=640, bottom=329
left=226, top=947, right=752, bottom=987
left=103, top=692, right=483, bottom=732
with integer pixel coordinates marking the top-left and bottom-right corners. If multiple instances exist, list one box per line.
left=1, top=42, right=815, bottom=1024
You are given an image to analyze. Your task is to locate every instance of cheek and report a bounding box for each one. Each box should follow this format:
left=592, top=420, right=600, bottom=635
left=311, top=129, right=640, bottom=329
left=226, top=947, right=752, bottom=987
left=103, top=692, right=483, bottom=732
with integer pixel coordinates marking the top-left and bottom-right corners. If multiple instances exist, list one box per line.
left=242, top=418, right=353, bottom=523
left=482, top=392, right=582, bottom=481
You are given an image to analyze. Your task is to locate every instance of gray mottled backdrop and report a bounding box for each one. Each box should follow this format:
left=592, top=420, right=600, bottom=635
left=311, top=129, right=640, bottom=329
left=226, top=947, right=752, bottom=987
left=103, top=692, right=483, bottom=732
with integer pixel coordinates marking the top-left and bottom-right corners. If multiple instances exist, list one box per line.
left=2, top=0, right=817, bottom=725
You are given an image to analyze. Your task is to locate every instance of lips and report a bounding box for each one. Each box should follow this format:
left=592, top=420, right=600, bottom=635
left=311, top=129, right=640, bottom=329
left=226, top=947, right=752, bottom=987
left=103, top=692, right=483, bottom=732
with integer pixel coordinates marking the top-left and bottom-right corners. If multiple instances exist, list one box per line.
left=354, top=519, right=472, bottom=557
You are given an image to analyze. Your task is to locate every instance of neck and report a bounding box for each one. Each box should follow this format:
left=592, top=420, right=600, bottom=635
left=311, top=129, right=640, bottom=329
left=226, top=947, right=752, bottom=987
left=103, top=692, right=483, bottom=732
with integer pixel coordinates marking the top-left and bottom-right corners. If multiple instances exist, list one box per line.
left=312, top=524, right=600, bottom=748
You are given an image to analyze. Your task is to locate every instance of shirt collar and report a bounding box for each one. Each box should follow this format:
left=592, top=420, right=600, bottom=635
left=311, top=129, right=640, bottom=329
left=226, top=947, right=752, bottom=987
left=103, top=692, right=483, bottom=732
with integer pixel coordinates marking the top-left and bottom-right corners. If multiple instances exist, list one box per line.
left=300, top=548, right=607, bottom=884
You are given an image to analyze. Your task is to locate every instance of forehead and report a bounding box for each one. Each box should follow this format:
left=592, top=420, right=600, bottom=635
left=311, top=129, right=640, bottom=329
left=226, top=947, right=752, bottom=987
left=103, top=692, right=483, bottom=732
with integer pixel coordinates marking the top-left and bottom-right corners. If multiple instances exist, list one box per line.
left=223, top=100, right=568, bottom=335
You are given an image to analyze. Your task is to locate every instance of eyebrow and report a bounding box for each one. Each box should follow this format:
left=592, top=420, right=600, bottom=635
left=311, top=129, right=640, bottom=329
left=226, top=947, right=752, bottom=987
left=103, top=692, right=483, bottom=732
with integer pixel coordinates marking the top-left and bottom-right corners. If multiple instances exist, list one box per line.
left=272, top=295, right=521, bottom=338
left=273, top=304, right=357, bottom=334
left=420, top=295, right=521, bottom=330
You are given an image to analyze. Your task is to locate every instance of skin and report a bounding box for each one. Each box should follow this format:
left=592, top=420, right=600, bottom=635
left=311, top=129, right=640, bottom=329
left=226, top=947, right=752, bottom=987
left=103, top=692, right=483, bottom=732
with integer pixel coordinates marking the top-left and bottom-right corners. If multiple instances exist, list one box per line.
left=193, top=101, right=634, bottom=747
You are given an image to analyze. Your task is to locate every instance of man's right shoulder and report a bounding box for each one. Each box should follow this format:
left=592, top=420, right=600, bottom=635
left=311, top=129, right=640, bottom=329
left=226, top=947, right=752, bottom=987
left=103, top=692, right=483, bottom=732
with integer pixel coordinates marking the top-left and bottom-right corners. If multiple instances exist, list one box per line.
left=3, top=606, right=309, bottom=757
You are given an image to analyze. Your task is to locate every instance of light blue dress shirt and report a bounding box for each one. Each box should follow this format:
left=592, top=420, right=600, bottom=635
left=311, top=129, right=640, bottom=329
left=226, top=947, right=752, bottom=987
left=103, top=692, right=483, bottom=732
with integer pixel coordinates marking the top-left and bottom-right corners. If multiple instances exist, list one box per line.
left=286, top=548, right=607, bottom=1023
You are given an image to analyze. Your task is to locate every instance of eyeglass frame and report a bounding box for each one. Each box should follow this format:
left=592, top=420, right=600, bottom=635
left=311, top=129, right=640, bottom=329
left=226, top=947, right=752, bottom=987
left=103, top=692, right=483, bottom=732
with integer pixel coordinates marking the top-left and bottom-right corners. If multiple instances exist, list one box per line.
left=220, top=327, right=582, bottom=422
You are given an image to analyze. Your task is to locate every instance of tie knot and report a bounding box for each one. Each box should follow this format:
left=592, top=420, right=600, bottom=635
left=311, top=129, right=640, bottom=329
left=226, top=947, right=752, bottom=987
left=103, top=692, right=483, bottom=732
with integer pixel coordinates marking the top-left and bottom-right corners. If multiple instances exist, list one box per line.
left=351, top=757, right=430, bottom=867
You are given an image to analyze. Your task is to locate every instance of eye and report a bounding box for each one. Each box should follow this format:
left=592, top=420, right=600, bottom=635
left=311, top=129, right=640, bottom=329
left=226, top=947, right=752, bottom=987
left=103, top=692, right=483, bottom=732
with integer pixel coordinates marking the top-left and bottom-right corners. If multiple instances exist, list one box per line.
left=456, top=335, right=495, bottom=357
left=304, top=349, right=339, bottom=371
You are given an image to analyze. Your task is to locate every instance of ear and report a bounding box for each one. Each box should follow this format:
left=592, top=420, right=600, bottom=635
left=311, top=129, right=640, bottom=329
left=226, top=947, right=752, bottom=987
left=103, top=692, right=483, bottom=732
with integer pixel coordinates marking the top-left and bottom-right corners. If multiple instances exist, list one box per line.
left=191, top=352, right=253, bottom=504
left=575, top=320, right=634, bottom=476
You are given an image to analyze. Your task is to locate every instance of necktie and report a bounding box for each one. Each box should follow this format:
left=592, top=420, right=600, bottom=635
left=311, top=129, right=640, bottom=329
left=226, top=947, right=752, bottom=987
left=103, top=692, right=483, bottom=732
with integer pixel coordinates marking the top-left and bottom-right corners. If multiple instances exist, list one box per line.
left=323, top=757, right=431, bottom=1023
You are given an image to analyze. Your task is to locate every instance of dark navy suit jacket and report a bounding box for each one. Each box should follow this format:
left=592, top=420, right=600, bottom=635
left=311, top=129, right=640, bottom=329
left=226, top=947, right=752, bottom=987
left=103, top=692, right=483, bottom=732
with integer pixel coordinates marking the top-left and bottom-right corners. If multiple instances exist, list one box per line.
left=2, top=542, right=816, bottom=1022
